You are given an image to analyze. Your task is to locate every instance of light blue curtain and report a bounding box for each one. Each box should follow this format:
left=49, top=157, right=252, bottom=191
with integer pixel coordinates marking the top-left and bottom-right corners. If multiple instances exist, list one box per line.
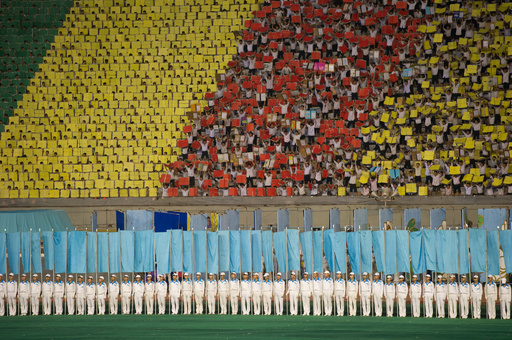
left=379, top=209, right=393, bottom=230
left=0, top=233, right=5, bottom=274
left=97, top=233, right=108, bottom=273
left=372, top=231, right=384, bottom=272
left=404, top=208, right=421, bottom=230
left=323, top=229, right=334, bottom=271
left=423, top=229, right=436, bottom=271
left=353, top=209, right=368, bottom=229
left=303, top=209, right=313, bottom=231
left=396, top=230, right=409, bottom=273
left=218, top=231, right=230, bottom=272
left=273, top=231, right=287, bottom=273
left=385, top=230, right=396, bottom=274
left=277, top=209, right=289, bottom=232
left=21, top=232, right=30, bottom=273
left=182, top=231, right=193, bottom=274
left=360, top=231, right=372, bottom=274
left=227, top=210, right=239, bottom=230
left=171, top=229, right=183, bottom=273
left=330, top=231, right=347, bottom=273
left=409, top=230, right=423, bottom=274
left=287, top=229, right=300, bottom=271
left=500, top=230, right=512, bottom=273
left=437, top=230, right=458, bottom=273
left=240, top=230, right=251, bottom=272
left=6, top=233, right=20, bottom=274
left=254, top=210, right=262, bottom=230
left=67, top=231, right=86, bottom=273
left=251, top=231, right=262, bottom=273
left=329, top=209, right=340, bottom=231
left=346, top=232, right=360, bottom=274
left=207, top=231, right=218, bottom=273
left=155, top=231, right=170, bottom=274
left=120, top=231, right=134, bottom=272
left=429, top=208, right=446, bottom=229
left=54, top=231, right=67, bottom=273
left=135, top=230, right=154, bottom=272
left=108, top=232, right=120, bottom=273
left=262, top=230, right=273, bottom=272
left=469, top=229, right=486, bottom=272
left=300, top=231, right=312, bottom=274
left=458, top=230, right=469, bottom=274
left=87, top=232, right=97, bottom=273
left=42, top=231, right=53, bottom=271
left=487, top=231, right=500, bottom=276
left=126, top=210, right=153, bottom=231
left=478, top=209, right=507, bottom=231
left=312, top=231, right=323, bottom=273
left=229, top=231, right=240, bottom=273
left=194, top=231, right=207, bottom=273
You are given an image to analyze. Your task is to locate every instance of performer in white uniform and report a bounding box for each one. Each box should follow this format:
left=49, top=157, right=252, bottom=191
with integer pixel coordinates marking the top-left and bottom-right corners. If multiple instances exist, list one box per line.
left=396, top=275, right=408, bottom=318
left=410, top=275, right=421, bottom=318
left=435, top=275, right=447, bottom=318
left=86, top=276, right=95, bottom=315
left=312, top=271, right=322, bottom=316
left=182, top=273, right=193, bottom=315
left=76, top=276, right=86, bottom=315
left=65, top=275, right=76, bottom=315
left=334, top=271, right=345, bottom=316
left=372, top=273, right=384, bottom=317
left=18, top=274, right=29, bottom=316
left=218, top=273, right=229, bottom=315
left=42, top=274, right=54, bottom=315
left=300, top=272, right=312, bottom=316
left=121, top=275, right=132, bottom=315
left=53, top=274, right=64, bottom=315
left=229, top=272, right=240, bottom=315
left=347, top=272, right=358, bottom=316
left=288, top=272, right=300, bottom=315
left=30, top=274, right=41, bottom=315
left=470, top=275, right=482, bottom=319
left=145, top=274, right=154, bottom=314
left=459, top=275, right=470, bottom=319
left=485, top=275, right=497, bottom=319
left=193, top=273, right=205, bottom=314
left=240, top=272, right=251, bottom=315
left=322, top=271, right=333, bottom=316
left=97, top=276, right=107, bottom=315
left=0, top=274, right=5, bottom=316
left=108, top=275, right=119, bottom=315
left=359, top=272, right=371, bottom=316
left=207, top=273, right=218, bottom=315
left=156, top=274, right=168, bottom=315
left=274, top=273, right=285, bottom=316
left=252, top=273, right=262, bottom=315
left=447, top=275, right=459, bottom=318
left=423, top=274, right=434, bottom=318
left=133, top=275, right=145, bottom=315
left=500, top=278, right=511, bottom=319
left=262, top=273, right=273, bottom=315
left=384, top=275, right=395, bottom=317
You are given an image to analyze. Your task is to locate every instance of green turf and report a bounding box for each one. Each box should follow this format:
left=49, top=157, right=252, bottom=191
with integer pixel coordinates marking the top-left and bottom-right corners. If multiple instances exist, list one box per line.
left=0, top=315, right=510, bottom=339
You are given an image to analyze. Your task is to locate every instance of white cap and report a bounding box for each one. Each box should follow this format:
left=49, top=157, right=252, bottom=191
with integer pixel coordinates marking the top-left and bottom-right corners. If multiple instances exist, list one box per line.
left=231, top=272, right=237, bottom=275
left=488, top=275, right=492, bottom=278
left=426, top=274, right=431, bottom=277
left=79, top=275, right=83, bottom=279
left=184, top=273, right=189, bottom=276
left=22, top=274, right=26, bottom=277
left=124, top=274, right=129, bottom=278
left=99, top=276, right=104, bottom=279
left=304, top=272, right=309, bottom=275
left=291, top=271, right=296, bottom=275
left=461, top=275, right=466, bottom=279
left=172, top=273, right=177, bottom=276
left=220, top=272, right=225, bottom=276
left=243, top=272, right=249, bottom=275
left=277, top=272, right=282, bottom=276
left=437, top=275, right=442, bottom=279
left=386, top=275, right=392, bottom=279
left=208, top=273, right=214, bottom=276
left=135, top=275, right=141, bottom=278
left=502, top=278, right=507, bottom=284
left=9, top=273, right=14, bottom=276
left=88, top=276, right=93, bottom=279
left=349, top=272, right=355, bottom=275
left=159, top=274, right=164, bottom=278
left=147, top=274, right=152, bottom=277
left=374, top=273, right=380, bottom=276
left=264, top=273, right=269, bottom=277
left=399, top=275, right=404, bottom=279
left=68, top=275, right=73, bottom=278
left=449, top=274, right=455, bottom=278
left=46, top=274, right=51, bottom=277
left=196, top=272, right=201, bottom=276
left=324, top=271, right=330, bottom=274
left=56, top=274, right=61, bottom=277
left=111, top=274, right=116, bottom=278
left=363, top=272, right=368, bottom=276
left=33, top=274, right=38, bottom=277
left=313, top=271, right=318, bottom=274
left=412, top=275, right=417, bottom=278
left=336, top=271, right=342, bottom=274
left=473, top=275, right=478, bottom=279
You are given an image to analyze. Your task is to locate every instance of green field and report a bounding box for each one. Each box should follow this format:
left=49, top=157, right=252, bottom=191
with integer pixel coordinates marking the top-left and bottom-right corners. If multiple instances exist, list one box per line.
left=0, top=314, right=510, bottom=339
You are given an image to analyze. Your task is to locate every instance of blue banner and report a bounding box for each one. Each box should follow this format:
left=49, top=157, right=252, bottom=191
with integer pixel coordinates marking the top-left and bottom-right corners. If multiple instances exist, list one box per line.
left=404, top=208, right=421, bottom=231
left=329, top=209, right=340, bottom=231
left=379, top=209, right=393, bottom=230
left=254, top=210, right=262, bottom=230
left=97, top=233, right=108, bottom=273
left=277, top=209, right=289, bottom=232
left=458, top=230, right=469, bottom=274
left=312, top=231, right=323, bottom=273
left=229, top=231, right=240, bottom=273
left=330, top=231, right=347, bottom=273
left=273, top=231, right=287, bottom=273
left=218, top=231, right=230, bottom=272
left=87, top=232, right=97, bottom=273
left=155, top=231, right=170, bottom=274
left=385, top=231, right=396, bottom=274
left=396, top=230, right=409, bottom=273
left=353, top=209, right=368, bottom=229
left=227, top=210, right=239, bottom=230
left=323, top=229, right=334, bottom=272
left=409, top=231, right=423, bottom=274
left=300, top=231, right=313, bottom=274
left=251, top=231, right=262, bottom=273
left=500, top=230, right=512, bottom=274
left=423, top=229, right=436, bottom=271
left=469, top=229, right=486, bottom=272
left=219, top=214, right=228, bottom=231
left=54, top=231, right=67, bottom=273
left=171, top=229, right=183, bottom=272
left=0, top=233, right=5, bottom=274
left=190, top=214, right=208, bottom=231
left=361, top=230, right=372, bottom=273
left=21, top=232, right=30, bottom=273
left=436, top=230, right=458, bottom=273
left=108, top=232, right=120, bottom=273
left=135, top=230, right=154, bottom=272
left=287, top=229, right=300, bottom=271
left=304, top=209, right=313, bottom=231
left=430, top=208, right=446, bottom=229
left=120, top=231, right=134, bottom=272
left=240, top=230, right=251, bottom=273
left=478, top=209, right=507, bottom=231
left=487, top=231, right=499, bottom=276
left=116, top=210, right=125, bottom=231
left=42, top=231, right=53, bottom=271
left=347, top=232, right=360, bottom=274
left=182, top=231, right=193, bottom=274
left=68, top=231, right=86, bottom=273
left=262, top=230, right=273, bottom=272
left=6, top=233, right=20, bottom=274
left=372, top=231, right=385, bottom=272
left=194, top=231, right=207, bottom=273
left=207, top=232, right=218, bottom=273
left=126, top=210, right=153, bottom=231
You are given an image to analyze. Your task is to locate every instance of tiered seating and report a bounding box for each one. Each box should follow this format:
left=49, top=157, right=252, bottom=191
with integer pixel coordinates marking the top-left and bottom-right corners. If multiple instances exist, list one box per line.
left=0, top=0, right=260, bottom=198
left=0, top=0, right=74, bottom=130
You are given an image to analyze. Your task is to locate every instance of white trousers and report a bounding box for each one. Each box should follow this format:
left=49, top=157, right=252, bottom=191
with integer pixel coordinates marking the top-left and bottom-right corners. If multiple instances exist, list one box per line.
left=448, top=295, right=458, bottom=318
left=145, top=294, right=154, bottom=314
left=289, top=292, right=299, bottom=315
left=20, top=294, right=29, bottom=315
left=183, top=293, right=192, bottom=314
left=301, top=293, right=311, bottom=315
left=158, top=293, right=167, bottom=314
left=374, top=296, right=382, bottom=316
left=252, top=293, right=261, bottom=315
left=31, top=294, right=40, bottom=315
left=436, top=296, right=445, bottom=318
left=275, top=295, right=283, bottom=315
left=501, top=299, right=510, bottom=319
left=67, top=296, right=75, bottom=315
left=472, top=298, right=481, bottom=319
left=121, top=294, right=130, bottom=314
left=385, top=297, right=394, bottom=317
left=87, top=295, right=95, bottom=315
left=241, top=293, right=250, bottom=315
left=263, top=292, right=272, bottom=315
left=424, top=295, right=433, bottom=318
left=54, top=294, right=63, bottom=315
left=109, top=295, right=118, bottom=314
left=97, top=296, right=105, bottom=315
left=230, top=294, right=238, bottom=315
left=7, top=295, right=16, bottom=316
left=323, top=293, right=332, bottom=316
left=487, top=298, right=496, bottom=319
left=170, top=294, right=179, bottom=314
left=460, top=295, right=469, bottom=318
left=219, top=292, right=227, bottom=314
left=398, top=295, right=407, bottom=317
left=0, top=296, right=4, bottom=316
left=76, top=295, right=85, bottom=315
left=361, top=294, right=371, bottom=316
left=134, top=293, right=143, bottom=314
left=348, top=294, right=357, bottom=316
left=411, top=296, right=420, bottom=317
left=313, top=293, right=321, bottom=316
left=194, top=293, right=204, bottom=314
left=207, top=293, right=216, bottom=314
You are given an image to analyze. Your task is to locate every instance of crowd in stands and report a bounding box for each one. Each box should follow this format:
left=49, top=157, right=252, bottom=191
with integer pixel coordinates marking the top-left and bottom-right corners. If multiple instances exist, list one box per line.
left=161, top=0, right=512, bottom=197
